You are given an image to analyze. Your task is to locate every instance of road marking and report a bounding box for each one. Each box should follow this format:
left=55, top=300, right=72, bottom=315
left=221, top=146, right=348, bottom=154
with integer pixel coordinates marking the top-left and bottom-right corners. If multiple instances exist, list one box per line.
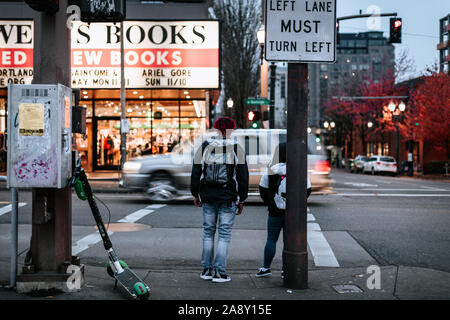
left=73, top=204, right=166, bottom=254
left=72, top=231, right=114, bottom=255
left=333, top=193, right=450, bottom=197
left=307, top=215, right=339, bottom=268
left=0, top=203, right=27, bottom=217
left=118, top=209, right=154, bottom=223
left=343, top=182, right=378, bottom=187
left=335, top=188, right=447, bottom=191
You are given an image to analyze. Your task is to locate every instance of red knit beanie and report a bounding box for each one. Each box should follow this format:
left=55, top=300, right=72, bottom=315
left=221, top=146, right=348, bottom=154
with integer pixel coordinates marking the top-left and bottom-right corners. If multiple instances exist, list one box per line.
left=213, top=116, right=236, bottom=136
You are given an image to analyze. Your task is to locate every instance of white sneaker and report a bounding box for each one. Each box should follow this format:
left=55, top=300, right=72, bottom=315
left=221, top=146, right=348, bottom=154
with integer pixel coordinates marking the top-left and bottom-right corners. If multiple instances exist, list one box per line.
left=212, top=270, right=231, bottom=283
left=200, top=268, right=213, bottom=280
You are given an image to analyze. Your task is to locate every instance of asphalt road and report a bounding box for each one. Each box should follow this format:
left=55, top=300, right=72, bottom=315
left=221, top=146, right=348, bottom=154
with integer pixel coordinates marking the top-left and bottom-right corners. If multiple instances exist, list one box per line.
left=0, top=169, right=449, bottom=277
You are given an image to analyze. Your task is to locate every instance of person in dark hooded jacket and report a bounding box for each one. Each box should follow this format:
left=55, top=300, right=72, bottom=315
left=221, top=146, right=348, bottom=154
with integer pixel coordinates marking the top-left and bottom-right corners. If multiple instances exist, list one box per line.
left=256, top=142, right=311, bottom=278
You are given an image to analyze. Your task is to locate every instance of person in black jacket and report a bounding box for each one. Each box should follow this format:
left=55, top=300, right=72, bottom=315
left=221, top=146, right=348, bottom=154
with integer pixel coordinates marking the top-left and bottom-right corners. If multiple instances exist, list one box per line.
left=256, top=142, right=311, bottom=278
left=191, top=117, right=249, bottom=283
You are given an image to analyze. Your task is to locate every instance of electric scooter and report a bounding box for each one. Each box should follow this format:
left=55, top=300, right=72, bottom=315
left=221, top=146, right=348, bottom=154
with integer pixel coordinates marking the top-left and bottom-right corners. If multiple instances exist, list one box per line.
left=71, top=158, right=150, bottom=300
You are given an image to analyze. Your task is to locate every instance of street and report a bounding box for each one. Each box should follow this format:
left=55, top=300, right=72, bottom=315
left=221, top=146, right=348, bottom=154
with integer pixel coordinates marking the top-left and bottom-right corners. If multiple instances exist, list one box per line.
left=1, top=169, right=449, bottom=280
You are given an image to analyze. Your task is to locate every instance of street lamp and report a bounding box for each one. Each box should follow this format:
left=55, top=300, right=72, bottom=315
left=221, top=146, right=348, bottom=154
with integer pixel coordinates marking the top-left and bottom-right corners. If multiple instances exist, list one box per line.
left=367, top=121, right=374, bottom=128
left=226, top=98, right=234, bottom=109
left=388, top=101, right=396, bottom=112
left=257, top=25, right=265, bottom=65
left=387, top=101, right=407, bottom=174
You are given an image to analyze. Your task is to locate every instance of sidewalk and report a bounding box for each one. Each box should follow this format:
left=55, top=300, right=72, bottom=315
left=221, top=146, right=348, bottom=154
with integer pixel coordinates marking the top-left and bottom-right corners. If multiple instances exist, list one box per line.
left=1, top=260, right=450, bottom=300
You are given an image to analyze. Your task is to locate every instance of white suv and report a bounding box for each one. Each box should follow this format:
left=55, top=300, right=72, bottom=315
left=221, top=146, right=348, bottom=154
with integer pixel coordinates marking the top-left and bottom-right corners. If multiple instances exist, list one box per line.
left=363, top=156, right=397, bottom=176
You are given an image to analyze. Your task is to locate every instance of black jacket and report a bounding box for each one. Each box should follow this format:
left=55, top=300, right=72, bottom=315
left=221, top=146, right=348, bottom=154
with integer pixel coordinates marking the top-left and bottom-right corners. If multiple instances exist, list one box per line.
left=191, top=138, right=249, bottom=204
left=259, top=163, right=311, bottom=217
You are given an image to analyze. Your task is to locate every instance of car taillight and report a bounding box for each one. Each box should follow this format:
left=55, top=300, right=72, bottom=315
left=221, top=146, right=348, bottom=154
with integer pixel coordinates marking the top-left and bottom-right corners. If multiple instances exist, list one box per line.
left=376, top=162, right=381, bottom=165
left=393, top=163, right=397, bottom=166
left=315, top=160, right=330, bottom=173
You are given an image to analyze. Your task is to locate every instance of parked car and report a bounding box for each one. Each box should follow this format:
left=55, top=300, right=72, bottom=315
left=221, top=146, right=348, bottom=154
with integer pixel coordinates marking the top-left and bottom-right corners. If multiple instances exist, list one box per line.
left=120, top=129, right=332, bottom=202
left=352, top=155, right=369, bottom=173
left=362, top=156, right=397, bottom=176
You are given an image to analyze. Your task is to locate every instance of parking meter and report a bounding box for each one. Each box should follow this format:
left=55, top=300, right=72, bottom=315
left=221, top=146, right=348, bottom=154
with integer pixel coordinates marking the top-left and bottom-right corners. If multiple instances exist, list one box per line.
left=7, top=84, right=72, bottom=188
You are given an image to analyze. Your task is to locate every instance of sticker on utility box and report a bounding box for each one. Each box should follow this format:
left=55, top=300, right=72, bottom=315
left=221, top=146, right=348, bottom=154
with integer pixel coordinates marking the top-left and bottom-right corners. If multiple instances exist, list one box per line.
left=18, top=103, right=44, bottom=136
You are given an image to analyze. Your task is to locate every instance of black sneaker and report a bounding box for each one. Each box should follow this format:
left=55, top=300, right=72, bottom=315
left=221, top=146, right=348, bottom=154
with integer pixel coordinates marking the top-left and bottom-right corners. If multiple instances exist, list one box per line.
left=200, top=268, right=213, bottom=280
left=212, top=270, right=231, bottom=283
left=256, top=268, right=272, bottom=277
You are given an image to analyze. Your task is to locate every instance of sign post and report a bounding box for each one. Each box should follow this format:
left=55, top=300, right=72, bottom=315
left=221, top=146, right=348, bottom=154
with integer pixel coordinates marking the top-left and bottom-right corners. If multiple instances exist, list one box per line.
left=264, top=0, right=336, bottom=289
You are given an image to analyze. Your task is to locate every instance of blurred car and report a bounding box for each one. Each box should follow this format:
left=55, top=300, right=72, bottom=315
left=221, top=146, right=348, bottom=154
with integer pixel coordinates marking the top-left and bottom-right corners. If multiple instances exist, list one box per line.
left=352, top=155, right=369, bottom=173
left=120, top=129, right=332, bottom=202
left=362, top=156, right=397, bottom=176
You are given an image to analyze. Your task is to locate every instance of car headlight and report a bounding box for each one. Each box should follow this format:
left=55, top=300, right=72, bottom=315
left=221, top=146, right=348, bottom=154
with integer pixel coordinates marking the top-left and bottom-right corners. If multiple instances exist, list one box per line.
left=123, top=161, right=142, bottom=171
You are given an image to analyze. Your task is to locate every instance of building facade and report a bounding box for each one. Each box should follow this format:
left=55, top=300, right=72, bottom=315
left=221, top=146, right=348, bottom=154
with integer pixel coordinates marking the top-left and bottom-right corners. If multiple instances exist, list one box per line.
left=438, top=14, right=450, bottom=74
left=0, top=0, right=218, bottom=172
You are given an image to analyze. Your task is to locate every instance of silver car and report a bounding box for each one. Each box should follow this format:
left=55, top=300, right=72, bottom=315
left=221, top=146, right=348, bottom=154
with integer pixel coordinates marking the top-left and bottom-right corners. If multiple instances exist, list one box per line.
left=120, top=129, right=332, bottom=202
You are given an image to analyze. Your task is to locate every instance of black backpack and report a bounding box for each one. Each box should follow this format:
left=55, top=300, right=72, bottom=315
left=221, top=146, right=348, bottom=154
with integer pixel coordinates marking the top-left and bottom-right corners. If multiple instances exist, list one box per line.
left=201, top=140, right=238, bottom=188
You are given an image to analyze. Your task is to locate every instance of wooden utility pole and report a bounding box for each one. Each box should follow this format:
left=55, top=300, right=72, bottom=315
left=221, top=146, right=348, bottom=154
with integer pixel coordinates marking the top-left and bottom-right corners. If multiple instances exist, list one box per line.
left=283, top=63, right=309, bottom=289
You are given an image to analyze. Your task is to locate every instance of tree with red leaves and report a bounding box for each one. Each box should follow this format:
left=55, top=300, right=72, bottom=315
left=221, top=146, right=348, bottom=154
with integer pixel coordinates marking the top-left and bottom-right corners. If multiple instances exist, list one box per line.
left=400, top=71, right=450, bottom=159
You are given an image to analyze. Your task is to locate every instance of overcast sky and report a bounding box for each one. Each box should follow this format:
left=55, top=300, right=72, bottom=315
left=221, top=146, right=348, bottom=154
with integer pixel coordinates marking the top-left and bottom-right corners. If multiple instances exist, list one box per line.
left=337, top=0, right=450, bottom=80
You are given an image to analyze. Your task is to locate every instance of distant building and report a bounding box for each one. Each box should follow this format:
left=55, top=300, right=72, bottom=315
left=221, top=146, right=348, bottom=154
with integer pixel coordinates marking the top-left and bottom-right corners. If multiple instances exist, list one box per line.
left=308, top=31, right=395, bottom=130
left=438, top=14, right=450, bottom=74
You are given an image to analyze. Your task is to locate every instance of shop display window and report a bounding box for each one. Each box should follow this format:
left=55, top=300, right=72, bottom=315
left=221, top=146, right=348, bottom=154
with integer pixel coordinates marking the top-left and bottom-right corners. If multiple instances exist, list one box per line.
left=0, top=98, right=6, bottom=172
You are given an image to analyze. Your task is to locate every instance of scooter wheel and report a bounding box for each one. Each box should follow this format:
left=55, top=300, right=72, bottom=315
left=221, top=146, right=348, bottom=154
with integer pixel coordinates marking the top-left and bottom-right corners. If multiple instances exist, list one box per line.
left=106, top=260, right=129, bottom=278
left=133, top=282, right=149, bottom=300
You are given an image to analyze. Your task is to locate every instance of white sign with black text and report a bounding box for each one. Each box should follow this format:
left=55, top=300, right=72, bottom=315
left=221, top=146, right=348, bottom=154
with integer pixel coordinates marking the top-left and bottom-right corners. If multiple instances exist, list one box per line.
left=265, top=0, right=336, bottom=63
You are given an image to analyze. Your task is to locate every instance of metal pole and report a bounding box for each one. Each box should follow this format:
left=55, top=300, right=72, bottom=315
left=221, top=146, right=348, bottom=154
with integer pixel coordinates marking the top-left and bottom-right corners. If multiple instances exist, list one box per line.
left=396, top=125, right=400, bottom=173
left=283, top=63, right=308, bottom=289
left=9, top=187, right=18, bottom=288
left=269, top=63, right=276, bottom=128
left=120, top=21, right=127, bottom=169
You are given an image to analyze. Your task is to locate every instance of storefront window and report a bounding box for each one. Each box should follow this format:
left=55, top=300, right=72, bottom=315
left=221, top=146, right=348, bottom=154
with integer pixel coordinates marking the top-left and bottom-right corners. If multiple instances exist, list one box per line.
left=180, top=100, right=205, bottom=118
left=0, top=98, right=6, bottom=172
left=84, top=89, right=208, bottom=170
left=75, top=101, right=93, bottom=169
left=97, top=119, right=121, bottom=167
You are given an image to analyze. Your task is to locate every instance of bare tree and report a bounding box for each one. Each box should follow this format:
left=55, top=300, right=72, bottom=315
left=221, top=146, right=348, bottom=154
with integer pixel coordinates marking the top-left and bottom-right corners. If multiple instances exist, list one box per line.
left=211, top=0, right=261, bottom=128
left=394, top=48, right=416, bottom=81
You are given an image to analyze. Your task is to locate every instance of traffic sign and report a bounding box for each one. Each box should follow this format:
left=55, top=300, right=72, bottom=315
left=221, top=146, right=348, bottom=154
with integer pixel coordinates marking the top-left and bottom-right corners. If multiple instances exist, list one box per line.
left=246, top=98, right=270, bottom=105
left=265, top=0, right=337, bottom=63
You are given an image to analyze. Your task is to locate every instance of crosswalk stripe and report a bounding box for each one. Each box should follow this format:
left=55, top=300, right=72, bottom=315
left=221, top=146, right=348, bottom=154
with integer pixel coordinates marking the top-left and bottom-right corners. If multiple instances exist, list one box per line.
left=307, top=215, right=340, bottom=268
left=0, top=203, right=27, bottom=217
left=73, top=204, right=166, bottom=254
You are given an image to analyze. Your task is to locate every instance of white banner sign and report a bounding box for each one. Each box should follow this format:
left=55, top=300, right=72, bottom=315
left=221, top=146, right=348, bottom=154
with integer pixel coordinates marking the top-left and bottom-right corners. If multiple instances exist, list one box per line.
left=71, top=20, right=220, bottom=89
left=0, top=20, right=34, bottom=87
left=265, top=0, right=336, bottom=63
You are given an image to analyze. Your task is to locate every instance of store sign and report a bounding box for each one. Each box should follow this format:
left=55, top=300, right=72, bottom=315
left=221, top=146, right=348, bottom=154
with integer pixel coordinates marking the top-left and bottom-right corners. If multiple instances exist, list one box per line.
left=265, top=0, right=336, bottom=63
left=0, top=20, right=219, bottom=89
left=71, top=20, right=220, bottom=89
left=0, top=20, right=34, bottom=87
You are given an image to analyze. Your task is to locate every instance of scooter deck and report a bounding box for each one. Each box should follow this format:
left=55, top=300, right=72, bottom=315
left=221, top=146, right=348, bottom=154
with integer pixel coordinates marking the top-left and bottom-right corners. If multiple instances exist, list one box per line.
left=115, top=268, right=150, bottom=299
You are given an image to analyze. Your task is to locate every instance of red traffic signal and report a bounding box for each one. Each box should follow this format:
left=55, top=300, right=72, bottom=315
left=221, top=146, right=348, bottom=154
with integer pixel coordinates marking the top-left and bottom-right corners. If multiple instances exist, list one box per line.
left=389, top=18, right=402, bottom=44
left=248, top=111, right=256, bottom=121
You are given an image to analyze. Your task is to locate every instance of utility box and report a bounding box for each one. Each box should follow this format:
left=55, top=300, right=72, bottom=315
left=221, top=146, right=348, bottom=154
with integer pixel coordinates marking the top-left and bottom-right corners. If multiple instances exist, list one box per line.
left=7, top=84, right=72, bottom=188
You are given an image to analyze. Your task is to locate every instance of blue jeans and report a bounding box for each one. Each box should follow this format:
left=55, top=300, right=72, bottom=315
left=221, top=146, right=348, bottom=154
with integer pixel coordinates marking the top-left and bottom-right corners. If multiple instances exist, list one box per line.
left=263, top=215, right=285, bottom=269
left=202, top=202, right=237, bottom=274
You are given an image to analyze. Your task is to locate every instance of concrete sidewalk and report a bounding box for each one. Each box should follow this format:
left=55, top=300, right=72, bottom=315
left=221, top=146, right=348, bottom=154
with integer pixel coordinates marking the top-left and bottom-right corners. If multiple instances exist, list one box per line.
left=1, top=259, right=450, bottom=300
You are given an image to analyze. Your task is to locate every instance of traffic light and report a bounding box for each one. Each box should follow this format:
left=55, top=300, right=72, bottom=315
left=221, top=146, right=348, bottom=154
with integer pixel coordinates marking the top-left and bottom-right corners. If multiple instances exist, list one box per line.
left=247, top=110, right=261, bottom=129
left=24, top=0, right=59, bottom=14
left=389, top=18, right=402, bottom=44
